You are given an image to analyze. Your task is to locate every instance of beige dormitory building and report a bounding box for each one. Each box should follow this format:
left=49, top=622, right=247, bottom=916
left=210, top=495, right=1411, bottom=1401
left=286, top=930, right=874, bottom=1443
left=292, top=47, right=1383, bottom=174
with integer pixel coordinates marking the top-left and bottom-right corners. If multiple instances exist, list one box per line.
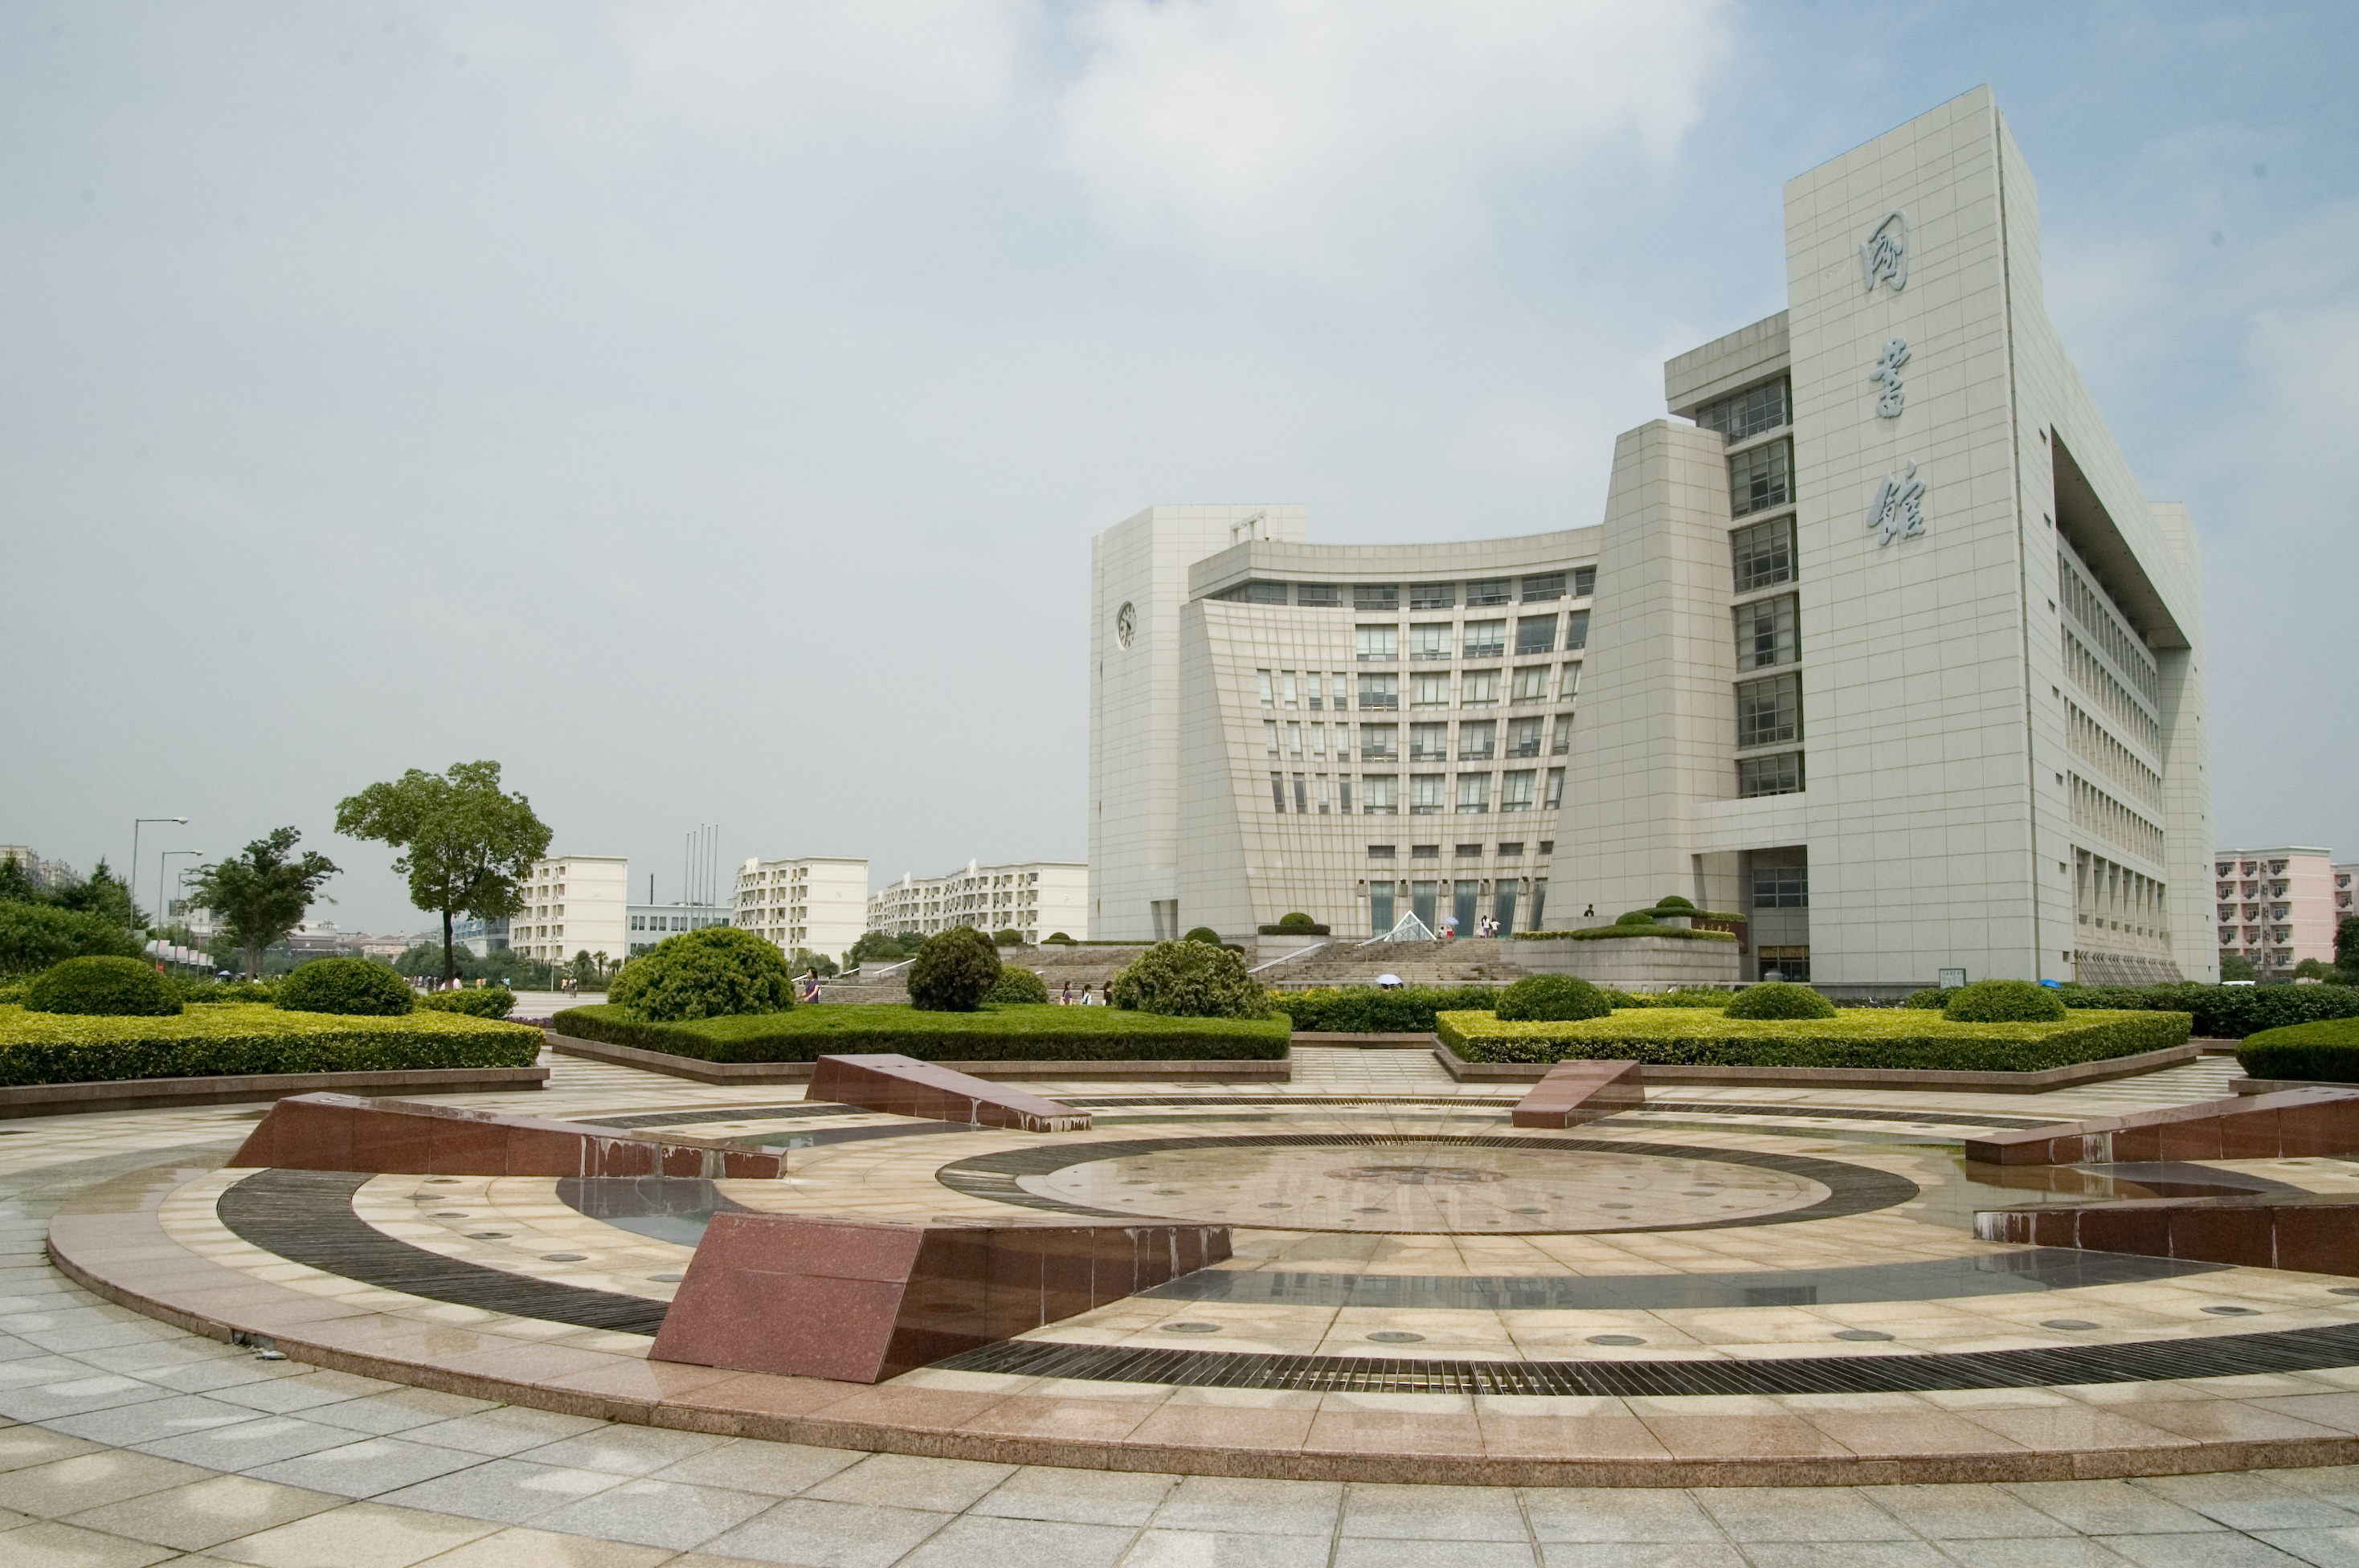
left=2214, top=847, right=2341, bottom=978
left=731, top=856, right=870, bottom=965
left=867, top=861, right=1090, bottom=946
left=1088, top=89, right=2213, bottom=990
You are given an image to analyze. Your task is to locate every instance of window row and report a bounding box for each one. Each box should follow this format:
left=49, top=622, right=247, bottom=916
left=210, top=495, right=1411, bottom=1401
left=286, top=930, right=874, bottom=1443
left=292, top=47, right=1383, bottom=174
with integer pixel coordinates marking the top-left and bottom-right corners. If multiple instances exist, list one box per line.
left=1367, top=842, right=1553, bottom=860
left=1264, top=664, right=1583, bottom=711
left=1352, top=611, right=1589, bottom=661
left=1736, top=594, right=1798, bottom=669
left=1267, top=768, right=1567, bottom=815
left=1730, top=439, right=1792, bottom=518
left=1737, top=751, right=1805, bottom=798
left=1216, top=570, right=1595, bottom=610
left=1370, top=878, right=1549, bottom=939
left=1265, top=717, right=1571, bottom=763
left=1731, top=515, right=1793, bottom=592
left=1698, top=378, right=1790, bottom=443
left=2058, top=555, right=2157, bottom=697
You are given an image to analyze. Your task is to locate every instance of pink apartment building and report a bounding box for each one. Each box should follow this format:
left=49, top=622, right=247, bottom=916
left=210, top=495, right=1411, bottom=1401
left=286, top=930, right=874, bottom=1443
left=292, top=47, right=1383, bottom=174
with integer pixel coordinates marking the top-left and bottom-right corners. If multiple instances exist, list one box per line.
left=2215, top=846, right=2338, bottom=976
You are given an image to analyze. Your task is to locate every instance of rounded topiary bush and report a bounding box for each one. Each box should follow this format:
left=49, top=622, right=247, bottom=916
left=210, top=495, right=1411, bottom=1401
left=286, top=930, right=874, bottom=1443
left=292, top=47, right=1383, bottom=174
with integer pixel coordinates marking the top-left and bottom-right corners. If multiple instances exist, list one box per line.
left=2238, top=1018, right=2359, bottom=1083
left=1045, top=932, right=1073, bottom=945
left=24, top=956, right=181, bottom=1017
left=1903, top=987, right=1948, bottom=1010
left=1278, top=912, right=1317, bottom=929
left=1942, top=979, right=2067, bottom=1023
left=417, top=987, right=516, bottom=1020
left=1612, top=911, right=1658, bottom=928
left=1184, top=925, right=1224, bottom=945
left=987, top=965, right=1049, bottom=1005
left=1494, top=974, right=1612, bottom=1023
left=275, top=958, right=415, bottom=1017
left=908, top=926, right=1002, bottom=1012
left=1110, top=941, right=1268, bottom=1018
left=1724, top=981, right=1836, bottom=1020
left=609, top=927, right=795, bottom=1021
left=991, top=928, right=1022, bottom=946
left=1653, top=895, right=1695, bottom=911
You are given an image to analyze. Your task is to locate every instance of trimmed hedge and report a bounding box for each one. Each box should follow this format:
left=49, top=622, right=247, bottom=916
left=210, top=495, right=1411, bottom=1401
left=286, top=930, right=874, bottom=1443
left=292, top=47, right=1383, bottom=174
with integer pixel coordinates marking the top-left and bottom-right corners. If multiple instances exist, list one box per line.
left=1494, top=974, right=1611, bottom=1023
left=1257, top=921, right=1331, bottom=936
left=2237, top=1018, right=2359, bottom=1083
left=1276, top=985, right=1502, bottom=1033
left=1184, top=927, right=1224, bottom=945
left=1516, top=927, right=1738, bottom=942
left=1436, top=1007, right=2192, bottom=1072
left=182, top=980, right=276, bottom=1005
left=1725, top=982, right=1835, bottom=1020
left=417, top=987, right=517, bottom=1020
left=986, top=966, right=1050, bottom=1005
left=552, top=1002, right=1293, bottom=1064
left=2061, top=982, right=2359, bottom=1038
left=1944, top=979, right=2067, bottom=1023
left=26, top=957, right=181, bottom=1017
left=276, top=958, right=413, bottom=1017
left=613, top=927, right=796, bottom=1020
left=0, top=1003, right=541, bottom=1086
left=1903, top=988, right=1948, bottom=1010
left=910, top=927, right=1000, bottom=1012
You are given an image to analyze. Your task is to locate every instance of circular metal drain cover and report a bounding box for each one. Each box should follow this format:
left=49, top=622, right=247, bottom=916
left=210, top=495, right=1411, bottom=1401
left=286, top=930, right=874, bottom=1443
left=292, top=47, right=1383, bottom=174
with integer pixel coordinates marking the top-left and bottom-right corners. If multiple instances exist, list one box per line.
left=1367, top=1331, right=1425, bottom=1344
left=2042, top=1320, right=2099, bottom=1331
left=1585, top=1334, right=1646, bottom=1346
left=541, top=1253, right=587, bottom=1262
left=1834, top=1329, right=1894, bottom=1341
left=1164, top=1322, right=1222, bottom=1334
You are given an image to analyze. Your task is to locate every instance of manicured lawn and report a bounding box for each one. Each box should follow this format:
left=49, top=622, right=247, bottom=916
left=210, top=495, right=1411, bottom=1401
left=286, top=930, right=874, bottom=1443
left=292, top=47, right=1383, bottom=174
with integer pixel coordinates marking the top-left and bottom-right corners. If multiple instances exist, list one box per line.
left=1437, top=1007, right=2191, bottom=1072
left=554, top=1002, right=1294, bottom=1064
left=0, top=1003, right=542, bottom=1086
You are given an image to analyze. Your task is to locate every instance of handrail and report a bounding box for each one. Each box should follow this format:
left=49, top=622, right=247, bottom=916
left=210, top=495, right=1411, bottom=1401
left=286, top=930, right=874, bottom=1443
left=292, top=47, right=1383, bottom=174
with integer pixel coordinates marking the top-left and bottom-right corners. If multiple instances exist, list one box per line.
left=1248, top=941, right=1331, bottom=975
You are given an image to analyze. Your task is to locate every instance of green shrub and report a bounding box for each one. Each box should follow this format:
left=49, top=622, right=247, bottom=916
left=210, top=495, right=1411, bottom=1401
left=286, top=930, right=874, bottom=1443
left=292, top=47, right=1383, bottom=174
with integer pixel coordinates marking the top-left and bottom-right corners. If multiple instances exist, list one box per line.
left=1724, top=982, right=1836, bottom=1020
left=2238, top=1018, right=2359, bottom=1083
left=275, top=958, right=415, bottom=1016
left=1494, top=974, right=1611, bottom=1023
left=1613, top=911, right=1658, bottom=927
left=1110, top=941, right=1268, bottom=1019
left=986, top=966, right=1050, bottom=1005
left=1944, top=979, right=2067, bottom=1023
left=552, top=1002, right=1292, bottom=1064
left=610, top=927, right=795, bottom=1021
left=1600, top=989, right=1655, bottom=1009
left=2059, top=982, right=2359, bottom=1038
left=0, top=981, right=22, bottom=1007
left=1045, top=932, right=1073, bottom=945
left=1653, top=895, right=1695, bottom=910
left=1184, top=926, right=1224, bottom=945
left=0, top=904, right=143, bottom=977
left=1277, top=984, right=1502, bottom=1032
left=1278, top=913, right=1316, bottom=928
left=182, top=979, right=276, bottom=1005
left=908, top=926, right=1002, bottom=1012
left=25, top=957, right=181, bottom=1017
left=1437, top=1007, right=2192, bottom=1072
left=1655, top=989, right=1732, bottom=1008
left=0, top=1003, right=540, bottom=1085
left=1903, top=987, right=1948, bottom=1009
left=417, top=987, right=516, bottom=1020
left=1517, top=926, right=1738, bottom=942
left=991, top=929, right=1022, bottom=946
left=1256, top=922, right=1331, bottom=936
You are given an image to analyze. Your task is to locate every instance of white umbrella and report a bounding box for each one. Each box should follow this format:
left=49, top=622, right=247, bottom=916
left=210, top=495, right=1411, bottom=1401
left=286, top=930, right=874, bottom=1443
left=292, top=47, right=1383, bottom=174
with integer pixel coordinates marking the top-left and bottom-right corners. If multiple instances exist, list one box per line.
left=1376, top=973, right=1403, bottom=988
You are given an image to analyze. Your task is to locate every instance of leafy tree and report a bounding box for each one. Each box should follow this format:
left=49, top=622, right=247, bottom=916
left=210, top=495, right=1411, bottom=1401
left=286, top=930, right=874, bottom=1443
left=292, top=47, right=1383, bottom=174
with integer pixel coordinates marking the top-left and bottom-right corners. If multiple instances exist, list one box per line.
left=0, top=855, right=43, bottom=904
left=2294, top=958, right=2348, bottom=982
left=846, top=930, right=906, bottom=967
left=335, top=761, right=552, bottom=986
left=0, top=902, right=145, bottom=977
left=2221, top=953, right=2259, bottom=982
left=909, top=927, right=1001, bottom=1011
left=49, top=859, right=145, bottom=930
left=787, top=947, right=840, bottom=978
left=2341, top=917, right=2359, bottom=968
left=185, top=829, right=340, bottom=980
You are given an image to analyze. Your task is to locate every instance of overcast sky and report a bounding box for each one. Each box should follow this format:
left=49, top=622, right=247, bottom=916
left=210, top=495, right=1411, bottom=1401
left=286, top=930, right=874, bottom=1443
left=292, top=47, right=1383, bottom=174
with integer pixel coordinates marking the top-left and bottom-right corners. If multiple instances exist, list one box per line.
left=4, top=2, right=2353, bottom=937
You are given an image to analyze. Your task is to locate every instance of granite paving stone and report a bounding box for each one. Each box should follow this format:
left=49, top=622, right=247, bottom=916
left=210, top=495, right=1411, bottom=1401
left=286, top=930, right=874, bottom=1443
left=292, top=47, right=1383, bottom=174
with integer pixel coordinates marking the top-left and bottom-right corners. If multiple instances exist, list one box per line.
left=372, top=1456, right=627, bottom=1524
left=526, top=1477, right=778, bottom=1550
left=0, top=1517, right=183, bottom=1568
left=59, top=1473, right=345, bottom=1550
left=695, top=1497, right=958, bottom=1568
left=240, top=1435, right=495, bottom=1497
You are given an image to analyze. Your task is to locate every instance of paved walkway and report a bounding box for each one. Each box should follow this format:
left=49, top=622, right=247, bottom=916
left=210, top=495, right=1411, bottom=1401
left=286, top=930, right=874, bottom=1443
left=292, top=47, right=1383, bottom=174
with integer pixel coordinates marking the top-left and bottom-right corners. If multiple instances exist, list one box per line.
left=2, top=1051, right=2358, bottom=1565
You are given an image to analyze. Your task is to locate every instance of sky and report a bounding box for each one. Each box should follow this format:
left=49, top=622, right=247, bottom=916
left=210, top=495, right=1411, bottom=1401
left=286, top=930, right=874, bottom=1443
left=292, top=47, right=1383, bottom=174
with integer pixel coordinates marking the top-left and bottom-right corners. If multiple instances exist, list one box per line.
left=3, top=1, right=2354, bottom=938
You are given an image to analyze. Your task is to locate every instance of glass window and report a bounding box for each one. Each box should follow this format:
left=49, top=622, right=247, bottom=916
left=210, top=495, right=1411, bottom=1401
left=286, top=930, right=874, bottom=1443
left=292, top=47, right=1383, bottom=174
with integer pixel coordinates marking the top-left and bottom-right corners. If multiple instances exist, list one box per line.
left=1245, top=580, right=1287, bottom=604
left=1409, top=722, right=1449, bottom=762
left=1408, top=622, right=1453, bottom=659
left=1410, top=774, right=1445, bottom=815
left=1753, top=866, right=1809, bottom=907
left=1269, top=773, right=1286, bottom=812
left=1286, top=722, right=1302, bottom=759
left=1362, top=774, right=1398, bottom=814
left=1337, top=775, right=1352, bottom=812
left=1368, top=844, right=1396, bottom=860
left=1493, top=881, right=1519, bottom=937
left=1698, top=377, right=1790, bottom=440
left=1530, top=876, right=1547, bottom=929
left=1455, top=843, right=1482, bottom=857
left=1409, top=582, right=1456, bottom=610
left=1730, top=439, right=1792, bottom=517
left=1332, top=672, right=1348, bottom=710
left=1732, top=515, right=1794, bottom=591
left=1368, top=883, right=1395, bottom=935
left=1456, top=773, right=1491, bottom=813
left=1258, top=669, right=1274, bottom=706
left=1563, top=610, right=1589, bottom=650
left=1736, top=672, right=1802, bottom=749
left=1498, top=842, right=1524, bottom=857
left=1412, top=843, right=1441, bottom=859
left=1467, top=578, right=1511, bottom=606
left=1463, top=619, right=1507, bottom=656
left=1355, top=625, right=1396, bottom=661
left=1293, top=774, right=1307, bottom=812
left=1282, top=671, right=1298, bottom=708
left=1501, top=770, right=1536, bottom=812
left=1735, top=594, right=1797, bottom=669
left=1573, top=566, right=1596, bottom=598
left=1560, top=663, right=1581, bottom=702
left=1737, top=751, right=1805, bottom=797
left=1520, top=572, right=1564, bottom=602
left=1358, top=673, right=1398, bottom=709
left=1307, top=677, right=1322, bottom=711
left=1507, top=716, right=1543, bottom=757
left=1544, top=767, right=1565, bottom=809
left=1515, top=615, right=1556, bottom=655
left=1264, top=721, right=1279, bottom=758
left=1461, top=668, right=1502, bottom=705
left=1310, top=724, right=1327, bottom=760
left=1359, top=723, right=1397, bottom=760
left=1453, top=879, right=1482, bottom=932
left=1410, top=672, right=1449, bottom=707
left=1458, top=721, right=1496, bottom=759
left=1355, top=583, right=1399, bottom=611
left=1297, top=582, right=1340, bottom=607
left=1314, top=775, right=1330, bottom=814
left=1412, top=880, right=1438, bottom=929
left=1512, top=665, right=1550, bottom=704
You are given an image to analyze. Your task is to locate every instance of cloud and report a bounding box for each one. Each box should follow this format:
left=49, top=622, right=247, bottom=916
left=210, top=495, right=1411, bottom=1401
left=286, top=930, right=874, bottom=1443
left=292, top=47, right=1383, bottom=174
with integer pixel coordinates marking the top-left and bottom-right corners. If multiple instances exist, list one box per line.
left=1057, top=0, right=1732, bottom=284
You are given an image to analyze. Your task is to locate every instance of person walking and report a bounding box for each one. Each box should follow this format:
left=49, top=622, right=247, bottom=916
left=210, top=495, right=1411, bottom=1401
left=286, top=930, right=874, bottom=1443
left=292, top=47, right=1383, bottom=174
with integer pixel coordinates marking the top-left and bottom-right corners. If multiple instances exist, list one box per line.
left=1060, top=979, right=1073, bottom=1005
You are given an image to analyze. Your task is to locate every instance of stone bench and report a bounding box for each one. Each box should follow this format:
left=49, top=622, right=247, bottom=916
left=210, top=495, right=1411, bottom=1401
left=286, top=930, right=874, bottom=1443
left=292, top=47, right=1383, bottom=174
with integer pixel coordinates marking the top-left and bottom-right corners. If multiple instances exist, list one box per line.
left=1511, top=1060, right=1643, bottom=1128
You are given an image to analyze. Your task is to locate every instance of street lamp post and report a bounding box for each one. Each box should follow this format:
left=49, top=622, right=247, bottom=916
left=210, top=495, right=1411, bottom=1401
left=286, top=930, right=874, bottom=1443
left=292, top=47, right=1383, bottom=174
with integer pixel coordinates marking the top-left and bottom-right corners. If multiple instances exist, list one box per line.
left=129, top=817, right=187, bottom=935
left=161, top=851, right=202, bottom=970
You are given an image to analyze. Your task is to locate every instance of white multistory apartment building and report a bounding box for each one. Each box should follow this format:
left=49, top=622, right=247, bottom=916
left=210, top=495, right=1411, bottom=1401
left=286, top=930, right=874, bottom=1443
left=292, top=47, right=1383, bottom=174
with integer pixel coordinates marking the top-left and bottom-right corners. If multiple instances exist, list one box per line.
left=732, top=856, right=869, bottom=962
left=868, top=861, right=1089, bottom=945
left=513, top=855, right=629, bottom=965
left=2214, top=847, right=2338, bottom=977
left=627, top=900, right=732, bottom=954
left=1089, top=89, right=2212, bottom=988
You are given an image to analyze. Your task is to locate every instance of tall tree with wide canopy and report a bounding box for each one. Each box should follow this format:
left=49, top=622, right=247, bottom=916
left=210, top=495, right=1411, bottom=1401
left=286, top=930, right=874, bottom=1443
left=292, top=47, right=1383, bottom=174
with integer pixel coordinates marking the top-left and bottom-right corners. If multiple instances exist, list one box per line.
left=185, top=829, right=340, bottom=978
left=335, top=761, right=552, bottom=984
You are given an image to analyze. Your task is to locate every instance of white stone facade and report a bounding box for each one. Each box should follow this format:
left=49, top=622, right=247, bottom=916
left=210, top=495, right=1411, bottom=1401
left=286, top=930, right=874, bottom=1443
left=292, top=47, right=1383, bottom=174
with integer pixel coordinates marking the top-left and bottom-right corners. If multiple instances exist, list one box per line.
left=513, top=855, right=628, bottom=965
left=1087, top=91, right=2212, bottom=988
left=868, top=860, right=1090, bottom=945
left=733, top=855, right=869, bottom=964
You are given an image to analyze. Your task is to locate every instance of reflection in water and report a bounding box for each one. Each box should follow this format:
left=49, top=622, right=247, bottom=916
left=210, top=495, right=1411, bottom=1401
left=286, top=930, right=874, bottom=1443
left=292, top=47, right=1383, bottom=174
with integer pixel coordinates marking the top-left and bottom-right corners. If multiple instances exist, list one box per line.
left=555, top=1177, right=746, bottom=1246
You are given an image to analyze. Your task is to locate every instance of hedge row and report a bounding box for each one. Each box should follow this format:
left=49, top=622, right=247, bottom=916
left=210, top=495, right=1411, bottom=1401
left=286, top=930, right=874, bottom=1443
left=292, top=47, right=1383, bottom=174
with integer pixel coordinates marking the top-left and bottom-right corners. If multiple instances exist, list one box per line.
left=2061, top=982, right=2359, bottom=1038
left=553, top=1002, right=1294, bottom=1064
left=1434, top=1007, right=2191, bottom=1072
left=1274, top=985, right=1502, bottom=1032
left=1515, top=928, right=1738, bottom=942
left=0, top=1004, right=542, bottom=1087
left=2237, top=1018, right=2359, bottom=1083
